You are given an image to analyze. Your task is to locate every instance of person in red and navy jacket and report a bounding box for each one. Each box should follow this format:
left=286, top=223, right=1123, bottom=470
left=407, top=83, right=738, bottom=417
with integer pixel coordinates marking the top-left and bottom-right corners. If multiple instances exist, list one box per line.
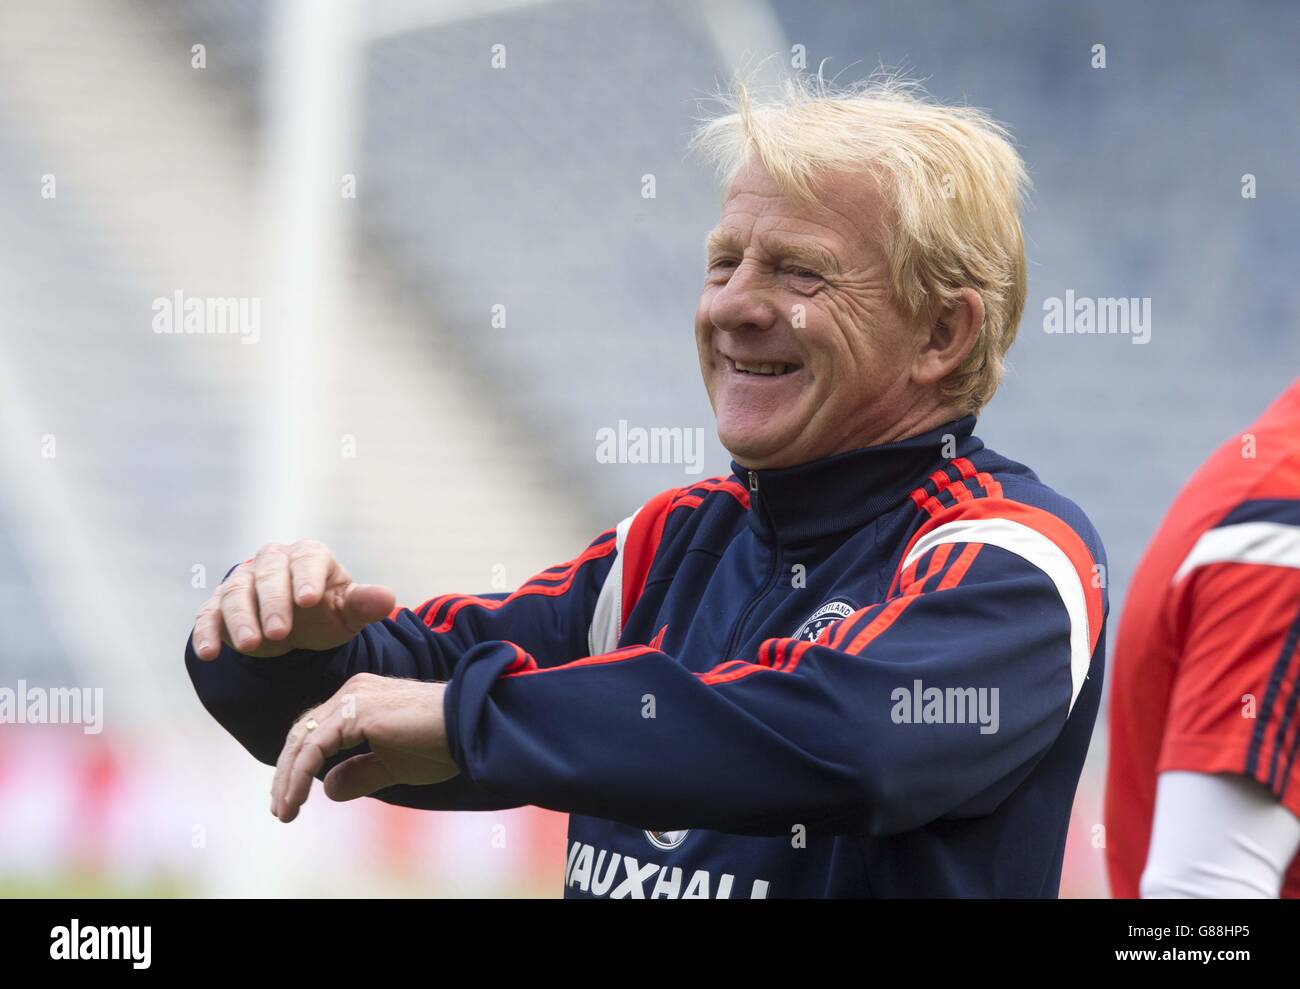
left=186, top=76, right=1108, bottom=898
left=1107, top=379, right=1300, bottom=898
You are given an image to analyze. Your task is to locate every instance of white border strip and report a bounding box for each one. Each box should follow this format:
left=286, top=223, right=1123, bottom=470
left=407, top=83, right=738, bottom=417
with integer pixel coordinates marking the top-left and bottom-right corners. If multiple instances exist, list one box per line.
left=587, top=510, right=638, bottom=656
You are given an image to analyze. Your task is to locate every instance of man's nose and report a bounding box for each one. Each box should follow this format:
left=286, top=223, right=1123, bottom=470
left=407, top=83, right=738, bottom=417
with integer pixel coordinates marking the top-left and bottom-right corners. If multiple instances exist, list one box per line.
left=708, top=261, right=780, bottom=335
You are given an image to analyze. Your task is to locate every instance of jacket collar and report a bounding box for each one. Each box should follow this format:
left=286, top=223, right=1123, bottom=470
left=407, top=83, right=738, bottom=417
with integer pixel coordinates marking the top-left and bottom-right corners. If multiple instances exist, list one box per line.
left=731, top=416, right=982, bottom=543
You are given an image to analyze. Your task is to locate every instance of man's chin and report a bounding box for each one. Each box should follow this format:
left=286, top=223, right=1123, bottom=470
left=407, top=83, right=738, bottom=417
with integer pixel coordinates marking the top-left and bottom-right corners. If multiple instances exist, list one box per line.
left=717, top=427, right=801, bottom=470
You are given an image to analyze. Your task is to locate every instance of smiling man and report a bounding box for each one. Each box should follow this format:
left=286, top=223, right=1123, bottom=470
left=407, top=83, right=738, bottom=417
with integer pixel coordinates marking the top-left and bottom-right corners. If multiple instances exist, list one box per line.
left=187, top=75, right=1107, bottom=898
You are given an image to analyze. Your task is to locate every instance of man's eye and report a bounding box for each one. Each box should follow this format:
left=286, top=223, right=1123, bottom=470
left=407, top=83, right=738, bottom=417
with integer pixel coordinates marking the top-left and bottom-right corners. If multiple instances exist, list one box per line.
left=785, top=266, right=821, bottom=280
left=708, top=259, right=738, bottom=274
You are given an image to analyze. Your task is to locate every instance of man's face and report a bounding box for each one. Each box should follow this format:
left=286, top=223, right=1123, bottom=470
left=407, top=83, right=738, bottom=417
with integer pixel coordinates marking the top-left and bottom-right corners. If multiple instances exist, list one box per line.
left=696, top=160, right=926, bottom=469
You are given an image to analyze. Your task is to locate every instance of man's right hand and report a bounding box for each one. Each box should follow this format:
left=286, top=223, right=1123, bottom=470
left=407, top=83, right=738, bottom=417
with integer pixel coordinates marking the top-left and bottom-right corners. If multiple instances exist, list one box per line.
left=190, top=539, right=397, bottom=660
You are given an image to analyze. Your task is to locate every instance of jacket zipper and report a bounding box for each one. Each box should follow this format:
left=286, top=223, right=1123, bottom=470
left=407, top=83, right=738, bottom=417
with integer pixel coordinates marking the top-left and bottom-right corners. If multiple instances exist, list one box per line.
left=721, top=470, right=783, bottom=659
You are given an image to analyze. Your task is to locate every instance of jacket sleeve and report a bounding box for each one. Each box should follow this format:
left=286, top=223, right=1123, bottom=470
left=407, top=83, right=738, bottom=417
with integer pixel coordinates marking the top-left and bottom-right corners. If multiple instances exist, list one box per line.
left=1158, top=497, right=1300, bottom=819
left=443, top=498, right=1107, bottom=836
left=185, top=524, right=623, bottom=810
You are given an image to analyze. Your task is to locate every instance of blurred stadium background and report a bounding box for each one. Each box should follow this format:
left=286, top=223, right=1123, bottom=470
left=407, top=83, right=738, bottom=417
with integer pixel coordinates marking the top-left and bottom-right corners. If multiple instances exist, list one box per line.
left=0, top=0, right=1296, bottom=897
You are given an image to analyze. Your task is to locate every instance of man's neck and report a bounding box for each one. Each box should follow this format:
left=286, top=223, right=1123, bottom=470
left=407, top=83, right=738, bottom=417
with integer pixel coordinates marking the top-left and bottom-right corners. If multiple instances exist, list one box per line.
left=853, top=402, right=964, bottom=452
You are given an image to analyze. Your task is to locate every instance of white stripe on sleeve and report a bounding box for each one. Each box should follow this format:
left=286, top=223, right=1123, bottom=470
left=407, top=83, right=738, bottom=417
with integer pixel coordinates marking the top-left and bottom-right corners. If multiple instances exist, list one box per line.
left=902, top=516, right=1093, bottom=715
left=1173, top=521, right=1300, bottom=584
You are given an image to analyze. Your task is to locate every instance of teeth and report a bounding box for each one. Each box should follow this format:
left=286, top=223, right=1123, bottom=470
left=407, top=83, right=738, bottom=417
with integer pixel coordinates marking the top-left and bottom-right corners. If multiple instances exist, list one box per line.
left=735, top=361, right=790, bottom=375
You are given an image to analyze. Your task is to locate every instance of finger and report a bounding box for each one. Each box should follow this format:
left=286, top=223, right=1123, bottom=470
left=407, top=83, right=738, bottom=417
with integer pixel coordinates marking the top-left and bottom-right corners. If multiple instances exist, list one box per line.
left=252, top=546, right=293, bottom=641
left=191, top=598, right=224, bottom=661
left=219, top=568, right=262, bottom=653
left=288, top=540, right=336, bottom=608
left=340, top=583, right=398, bottom=632
left=271, top=709, right=325, bottom=820
left=281, top=712, right=349, bottom=820
left=281, top=697, right=367, bottom=821
left=323, top=753, right=397, bottom=802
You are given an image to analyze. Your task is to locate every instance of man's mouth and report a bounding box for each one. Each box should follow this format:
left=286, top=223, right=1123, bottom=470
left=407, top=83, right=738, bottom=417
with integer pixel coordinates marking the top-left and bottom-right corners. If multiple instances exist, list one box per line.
left=726, top=357, right=802, bottom=377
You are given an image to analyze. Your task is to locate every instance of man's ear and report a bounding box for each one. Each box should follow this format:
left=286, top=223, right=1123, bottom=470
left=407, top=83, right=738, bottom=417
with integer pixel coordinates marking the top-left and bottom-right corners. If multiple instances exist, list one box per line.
left=912, top=287, right=985, bottom=388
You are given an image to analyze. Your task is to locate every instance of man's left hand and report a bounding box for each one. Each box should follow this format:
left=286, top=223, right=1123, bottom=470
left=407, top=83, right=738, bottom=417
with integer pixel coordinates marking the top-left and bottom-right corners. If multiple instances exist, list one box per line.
left=270, top=674, right=459, bottom=822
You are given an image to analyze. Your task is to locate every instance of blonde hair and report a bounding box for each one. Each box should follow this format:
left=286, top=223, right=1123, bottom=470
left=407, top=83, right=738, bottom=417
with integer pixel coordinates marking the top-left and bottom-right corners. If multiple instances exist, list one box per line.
left=691, top=71, right=1030, bottom=413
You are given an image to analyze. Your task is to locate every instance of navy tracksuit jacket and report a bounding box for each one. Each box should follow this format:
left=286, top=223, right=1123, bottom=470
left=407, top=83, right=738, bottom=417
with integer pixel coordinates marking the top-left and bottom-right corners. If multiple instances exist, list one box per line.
left=187, top=416, right=1107, bottom=897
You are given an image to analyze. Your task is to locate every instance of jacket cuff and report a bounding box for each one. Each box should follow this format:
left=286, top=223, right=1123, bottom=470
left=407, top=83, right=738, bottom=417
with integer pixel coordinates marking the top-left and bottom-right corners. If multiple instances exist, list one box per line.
left=443, top=641, right=521, bottom=782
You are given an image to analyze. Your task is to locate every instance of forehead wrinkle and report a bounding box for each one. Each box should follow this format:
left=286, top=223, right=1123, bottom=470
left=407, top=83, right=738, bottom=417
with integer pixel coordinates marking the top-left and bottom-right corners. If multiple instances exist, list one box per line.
left=738, top=165, right=891, bottom=269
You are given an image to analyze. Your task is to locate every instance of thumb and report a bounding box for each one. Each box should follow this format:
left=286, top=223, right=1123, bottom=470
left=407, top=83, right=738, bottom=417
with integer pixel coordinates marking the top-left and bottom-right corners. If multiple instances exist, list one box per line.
left=340, top=582, right=398, bottom=631
left=323, top=753, right=397, bottom=802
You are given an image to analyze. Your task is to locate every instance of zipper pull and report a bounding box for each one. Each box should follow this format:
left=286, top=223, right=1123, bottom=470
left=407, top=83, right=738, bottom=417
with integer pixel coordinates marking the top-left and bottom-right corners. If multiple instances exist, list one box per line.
left=748, top=470, right=759, bottom=492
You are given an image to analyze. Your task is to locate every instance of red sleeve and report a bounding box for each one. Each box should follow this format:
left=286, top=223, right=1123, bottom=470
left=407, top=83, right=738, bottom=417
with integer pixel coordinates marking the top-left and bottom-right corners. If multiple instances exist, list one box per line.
left=1159, top=561, right=1300, bottom=820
